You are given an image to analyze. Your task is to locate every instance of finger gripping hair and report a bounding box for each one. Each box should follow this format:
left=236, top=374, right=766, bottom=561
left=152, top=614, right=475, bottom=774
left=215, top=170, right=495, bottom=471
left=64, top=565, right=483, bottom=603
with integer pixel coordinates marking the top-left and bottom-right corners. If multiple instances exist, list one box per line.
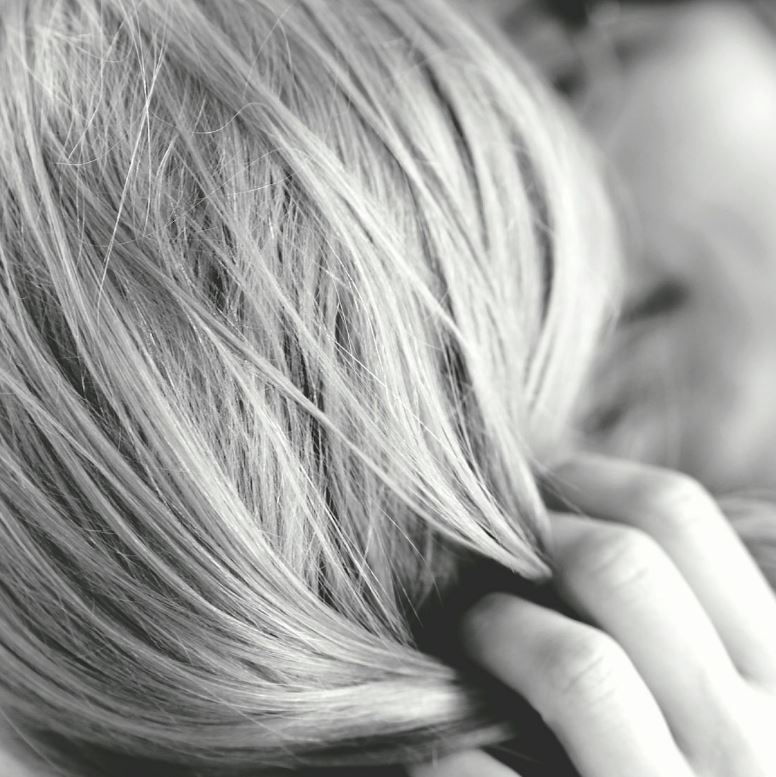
left=0, top=0, right=618, bottom=773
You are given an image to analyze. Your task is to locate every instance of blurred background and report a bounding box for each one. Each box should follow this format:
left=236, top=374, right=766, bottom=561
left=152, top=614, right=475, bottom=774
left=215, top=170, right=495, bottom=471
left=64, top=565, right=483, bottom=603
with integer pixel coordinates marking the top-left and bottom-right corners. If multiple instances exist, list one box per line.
left=466, top=1, right=776, bottom=507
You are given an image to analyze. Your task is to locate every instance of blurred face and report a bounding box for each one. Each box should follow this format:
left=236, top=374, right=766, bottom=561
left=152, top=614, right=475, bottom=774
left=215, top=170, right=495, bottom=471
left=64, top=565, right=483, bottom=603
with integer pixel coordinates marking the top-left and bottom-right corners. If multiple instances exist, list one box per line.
left=579, top=2, right=776, bottom=494
left=485, top=1, right=776, bottom=493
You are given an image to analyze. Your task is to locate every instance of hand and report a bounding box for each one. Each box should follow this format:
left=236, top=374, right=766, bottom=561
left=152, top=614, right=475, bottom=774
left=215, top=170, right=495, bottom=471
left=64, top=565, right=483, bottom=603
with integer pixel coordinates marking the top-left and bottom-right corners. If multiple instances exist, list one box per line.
left=411, top=456, right=776, bottom=777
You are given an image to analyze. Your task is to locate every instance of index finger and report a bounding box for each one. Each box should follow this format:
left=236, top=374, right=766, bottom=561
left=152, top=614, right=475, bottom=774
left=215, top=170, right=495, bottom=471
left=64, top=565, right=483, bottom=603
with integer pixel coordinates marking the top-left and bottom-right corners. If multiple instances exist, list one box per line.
left=461, top=594, right=692, bottom=777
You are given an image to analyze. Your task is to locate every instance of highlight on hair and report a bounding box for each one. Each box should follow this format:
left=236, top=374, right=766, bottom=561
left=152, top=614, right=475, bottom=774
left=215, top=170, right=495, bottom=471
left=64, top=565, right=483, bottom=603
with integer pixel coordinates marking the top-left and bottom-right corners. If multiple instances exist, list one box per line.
left=0, top=0, right=618, bottom=773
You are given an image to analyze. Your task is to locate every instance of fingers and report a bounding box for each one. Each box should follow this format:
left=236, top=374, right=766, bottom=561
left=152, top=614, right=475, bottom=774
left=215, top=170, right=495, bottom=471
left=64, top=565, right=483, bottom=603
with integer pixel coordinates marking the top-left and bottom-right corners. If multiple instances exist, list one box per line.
left=549, top=513, right=739, bottom=751
left=723, top=497, right=776, bottom=592
left=461, top=594, right=693, bottom=777
left=409, top=750, right=519, bottom=777
left=550, top=455, right=776, bottom=682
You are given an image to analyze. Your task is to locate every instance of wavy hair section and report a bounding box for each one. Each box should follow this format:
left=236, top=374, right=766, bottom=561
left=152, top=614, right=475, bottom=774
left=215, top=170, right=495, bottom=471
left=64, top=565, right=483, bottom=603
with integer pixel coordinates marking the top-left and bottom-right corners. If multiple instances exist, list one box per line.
left=0, top=0, right=618, bottom=773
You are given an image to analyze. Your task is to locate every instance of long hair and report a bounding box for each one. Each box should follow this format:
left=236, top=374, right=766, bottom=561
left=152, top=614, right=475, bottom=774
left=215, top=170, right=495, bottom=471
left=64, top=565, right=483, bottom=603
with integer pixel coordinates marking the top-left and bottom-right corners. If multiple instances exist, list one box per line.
left=0, top=0, right=618, bottom=773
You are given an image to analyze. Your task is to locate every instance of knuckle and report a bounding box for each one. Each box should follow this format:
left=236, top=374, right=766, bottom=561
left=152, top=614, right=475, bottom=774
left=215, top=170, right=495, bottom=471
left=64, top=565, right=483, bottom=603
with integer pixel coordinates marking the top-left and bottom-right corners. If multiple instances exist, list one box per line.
left=636, top=470, right=715, bottom=533
left=572, top=526, right=662, bottom=592
left=542, top=629, right=628, bottom=707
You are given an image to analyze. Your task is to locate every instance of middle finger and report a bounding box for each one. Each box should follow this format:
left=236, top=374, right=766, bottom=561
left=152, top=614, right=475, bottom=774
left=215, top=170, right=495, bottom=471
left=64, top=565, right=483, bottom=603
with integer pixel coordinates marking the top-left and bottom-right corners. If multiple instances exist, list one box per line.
left=550, top=512, right=741, bottom=754
left=550, top=456, right=776, bottom=683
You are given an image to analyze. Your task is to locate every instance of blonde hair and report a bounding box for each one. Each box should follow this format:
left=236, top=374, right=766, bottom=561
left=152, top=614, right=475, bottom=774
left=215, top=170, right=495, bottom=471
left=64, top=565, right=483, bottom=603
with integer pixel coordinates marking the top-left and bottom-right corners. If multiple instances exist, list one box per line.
left=0, top=0, right=618, bottom=773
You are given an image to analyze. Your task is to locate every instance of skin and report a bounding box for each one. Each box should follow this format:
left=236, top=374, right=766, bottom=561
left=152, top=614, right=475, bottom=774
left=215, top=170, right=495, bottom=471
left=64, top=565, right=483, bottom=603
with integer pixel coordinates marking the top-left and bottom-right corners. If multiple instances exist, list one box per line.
left=411, top=455, right=776, bottom=776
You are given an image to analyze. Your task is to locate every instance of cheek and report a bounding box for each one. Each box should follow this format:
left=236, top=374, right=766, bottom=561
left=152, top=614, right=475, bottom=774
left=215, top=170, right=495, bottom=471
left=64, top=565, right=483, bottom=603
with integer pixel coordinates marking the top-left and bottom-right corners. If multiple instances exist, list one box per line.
left=585, top=261, right=776, bottom=493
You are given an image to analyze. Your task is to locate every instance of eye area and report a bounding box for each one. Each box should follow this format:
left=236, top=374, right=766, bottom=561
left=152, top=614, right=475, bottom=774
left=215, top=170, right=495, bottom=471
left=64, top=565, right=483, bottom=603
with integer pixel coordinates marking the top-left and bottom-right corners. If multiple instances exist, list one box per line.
left=622, top=278, right=690, bottom=324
